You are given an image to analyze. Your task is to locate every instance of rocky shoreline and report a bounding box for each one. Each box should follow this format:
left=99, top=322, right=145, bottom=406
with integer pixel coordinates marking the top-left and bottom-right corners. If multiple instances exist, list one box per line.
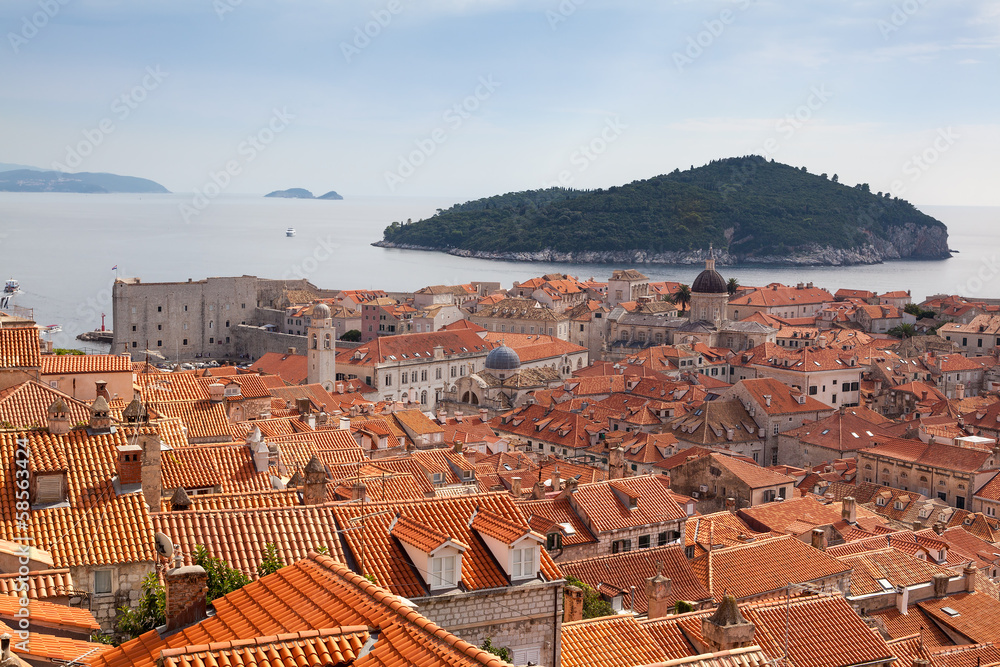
left=373, top=223, right=951, bottom=267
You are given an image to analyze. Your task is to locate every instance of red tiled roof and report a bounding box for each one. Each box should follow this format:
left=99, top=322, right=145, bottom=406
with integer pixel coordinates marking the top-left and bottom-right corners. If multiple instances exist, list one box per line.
left=40, top=353, right=132, bottom=374
left=250, top=352, right=309, bottom=385
left=571, top=475, right=686, bottom=534
left=0, top=326, right=41, bottom=369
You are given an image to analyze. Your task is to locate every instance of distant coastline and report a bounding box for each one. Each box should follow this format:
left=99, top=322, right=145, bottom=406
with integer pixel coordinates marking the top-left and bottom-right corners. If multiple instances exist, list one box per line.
left=265, top=188, right=343, bottom=200
left=0, top=168, right=169, bottom=194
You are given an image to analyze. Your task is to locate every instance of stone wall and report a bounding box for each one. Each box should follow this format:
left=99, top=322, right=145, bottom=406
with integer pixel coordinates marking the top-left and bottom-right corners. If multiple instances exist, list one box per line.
left=233, top=324, right=306, bottom=362
left=556, top=521, right=685, bottom=562
left=414, top=580, right=563, bottom=667
left=72, top=561, right=155, bottom=631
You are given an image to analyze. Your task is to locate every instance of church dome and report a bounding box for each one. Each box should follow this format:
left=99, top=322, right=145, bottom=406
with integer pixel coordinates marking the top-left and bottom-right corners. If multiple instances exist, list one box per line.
left=312, top=303, right=331, bottom=319
left=485, top=345, right=521, bottom=371
left=692, top=267, right=727, bottom=294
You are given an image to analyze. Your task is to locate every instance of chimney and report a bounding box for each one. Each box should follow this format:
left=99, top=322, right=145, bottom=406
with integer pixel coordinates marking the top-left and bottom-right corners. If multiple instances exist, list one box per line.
left=171, top=487, right=192, bottom=512
left=532, top=480, right=546, bottom=500
left=209, top=383, right=225, bottom=403
left=912, top=520, right=923, bottom=532
left=95, top=380, right=111, bottom=403
left=479, top=408, right=489, bottom=423
left=912, top=660, right=930, bottom=667
left=296, top=397, right=311, bottom=415
left=811, top=528, right=826, bottom=551
left=964, top=562, right=977, bottom=592
left=339, top=416, right=351, bottom=430
left=436, top=408, right=447, bottom=423
left=551, top=466, right=562, bottom=492
left=252, top=439, right=270, bottom=474
left=956, top=383, right=966, bottom=400
left=933, top=521, right=945, bottom=535
left=511, top=476, right=522, bottom=497
left=89, top=395, right=113, bottom=433
left=287, top=347, right=297, bottom=355
left=763, top=395, right=772, bottom=408
left=725, top=497, right=736, bottom=513
left=609, top=445, right=625, bottom=480
left=351, top=481, right=367, bottom=502
left=165, top=564, right=208, bottom=632
left=453, top=438, right=464, bottom=454
left=0, top=632, right=29, bottom=667
left=139, top=431, right=163, bottom=510
left=116, top=444, right=143, bottom=485
left=645, top=562, right=674, bottom=620
left=302, top=456, right=327, bottom=505
left=701, top=595, right=755, bottom=652
left=897, top=585, right=910, bottom=615
left=564, top=585, right=584, bottom=623
left=842, top=496, right=857, bottom=523
left=46, top=399, right=71, bottom=436
left=932, top=573, right=950, bottom=598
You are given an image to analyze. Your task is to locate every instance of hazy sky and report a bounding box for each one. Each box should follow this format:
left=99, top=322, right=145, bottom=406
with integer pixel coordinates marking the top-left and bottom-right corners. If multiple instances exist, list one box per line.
left=1, top=0, right=997, bottom=204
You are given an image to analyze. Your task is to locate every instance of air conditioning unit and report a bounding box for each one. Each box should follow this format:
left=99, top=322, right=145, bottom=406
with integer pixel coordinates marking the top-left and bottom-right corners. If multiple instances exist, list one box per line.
left=699, top=484, right=709, bottom=493
left=691, top=491, right=700, bottom=499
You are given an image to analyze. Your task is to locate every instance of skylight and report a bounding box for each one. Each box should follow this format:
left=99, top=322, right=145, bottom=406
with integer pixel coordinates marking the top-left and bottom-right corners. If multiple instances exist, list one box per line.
left=941, top=607, right=961, bottom=617
left=821, top=429, right=830, bottom=435
left=877, top=578, right=894, bottom=591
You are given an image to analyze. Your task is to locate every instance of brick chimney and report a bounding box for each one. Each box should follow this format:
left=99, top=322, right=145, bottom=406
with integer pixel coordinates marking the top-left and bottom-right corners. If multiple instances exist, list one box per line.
left=165, top=564, right=208, bottom=631
left=171, top=487, right=192, bottom=512
left=511, top=476, right=522, bottom=497
left=302, top=456, right=327, bottom=505
left=842, top=496, right=857, bottom=523
left=564, top=585, right=583, bottom=623
left=932, top=572, right=950, bottom=598
left=702, top=595, right=755, bottom=652
left=725, top=497, right=736, bottom=513
left=811, top=528, right=826, bottom=551
left=116, top=443, right=143, bottom=485
left=46, top=399, right=71, bottom=436
left=645, top=562, right=674, bottom=620
left=964, top=562, right=977, bottom=592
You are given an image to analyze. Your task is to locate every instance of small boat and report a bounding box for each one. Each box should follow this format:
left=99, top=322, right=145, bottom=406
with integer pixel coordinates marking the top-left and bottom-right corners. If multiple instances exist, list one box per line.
left=4, top=279, right=19, bottom=295
left=286, top=227, right=296, bottom=237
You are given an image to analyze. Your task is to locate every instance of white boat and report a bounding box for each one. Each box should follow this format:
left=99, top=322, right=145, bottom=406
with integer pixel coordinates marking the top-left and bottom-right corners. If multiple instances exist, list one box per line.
left=4, top=278, right=19, bottom=295
left=286, top=227, right=296, bottom=237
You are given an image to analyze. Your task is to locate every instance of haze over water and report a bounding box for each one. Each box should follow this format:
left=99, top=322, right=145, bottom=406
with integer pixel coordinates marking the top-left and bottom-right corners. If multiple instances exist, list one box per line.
left=1, top=193, right=996, bottom=351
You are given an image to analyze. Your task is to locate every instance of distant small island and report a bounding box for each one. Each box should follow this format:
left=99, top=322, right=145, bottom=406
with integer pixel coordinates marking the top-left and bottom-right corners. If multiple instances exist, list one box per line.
left=0, top=168, right=169, bottom=194
left=265, top=188, right=343, bottom=200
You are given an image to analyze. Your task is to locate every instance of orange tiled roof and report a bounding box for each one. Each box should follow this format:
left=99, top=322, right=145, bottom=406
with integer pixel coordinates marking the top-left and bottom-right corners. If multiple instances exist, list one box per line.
left=0, top=593, right=100, bottom=630
left=571, top=475, right=687, bottom=534
left=89, top=553, right=510, bottom=667
left=0, top=326, right=41, bottom=369
left=159, top=626, right=373, bottom=667
left=517, top=498, right=597, bottom=547
left=250, top=352, right=309, bottom=385
left=918, top=592, right=1000, bottom=644
left=153, top=401, right=233, bottom=442
left=0, top=381, right=92, bottom=430
left=40, top=353, right=132, bottom=374
left=0, top=568, right=73, bottom=600
left=161, top=443, right=273, bottom=493
left=837, top=547, right=956, bottom=595
left=561, top=615, right=665, bottom=667
left=0, top=618, right=112, bottom=663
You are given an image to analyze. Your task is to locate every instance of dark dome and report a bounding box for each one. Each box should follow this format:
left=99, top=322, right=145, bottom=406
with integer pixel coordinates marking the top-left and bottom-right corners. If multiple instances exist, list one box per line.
left=485, top=345, right=521, bottom=371
left=692, top=268, right=727, bottom=294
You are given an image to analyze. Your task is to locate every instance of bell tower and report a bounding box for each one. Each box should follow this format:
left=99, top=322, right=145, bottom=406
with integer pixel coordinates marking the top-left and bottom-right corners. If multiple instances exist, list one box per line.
left=307, top=303, right=337, bottom=391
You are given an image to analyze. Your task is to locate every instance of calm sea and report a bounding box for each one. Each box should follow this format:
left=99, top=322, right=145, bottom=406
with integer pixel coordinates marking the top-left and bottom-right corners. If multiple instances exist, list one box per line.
left=0, top=193, right=997, bottom=351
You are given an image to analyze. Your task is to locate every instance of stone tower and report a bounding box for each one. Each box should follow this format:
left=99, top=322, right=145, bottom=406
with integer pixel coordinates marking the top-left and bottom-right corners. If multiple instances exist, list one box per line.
left=688, top=246, right=730, bottom=325
left=307, top=303, right=336, bottom=391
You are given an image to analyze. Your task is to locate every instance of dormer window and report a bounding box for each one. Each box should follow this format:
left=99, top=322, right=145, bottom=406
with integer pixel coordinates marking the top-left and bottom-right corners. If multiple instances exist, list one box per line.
left=432, top=472, right=444, bottom=484
left=511, top=546, right=537, bottom=580
left=34, top=473, right=67, bottom=505
left=431, top=555, right=457, bottom=589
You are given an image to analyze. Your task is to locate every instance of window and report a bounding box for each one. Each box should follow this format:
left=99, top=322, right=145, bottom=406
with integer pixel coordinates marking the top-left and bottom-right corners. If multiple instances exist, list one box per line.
left=773, top=423, right=779, bottom=435
left=546, top=533, right=562, bottom=550
left=132, top=325, right=136, bottom=332
left=401, top=372, right=408, bottom=384
left=94, top=569, right=113, bottom=595
left=658, top=532, right=668, bottom=546
left=385, top=375, right=392, bottom=387
left=157, top=324, right=162, bottom=330
left=421, top=370, right=428, bottom=381
left=512, top=546, right=536, bottom=579
left=132, top=341, right=137, bottom=348
left=182, top=338, right=188, bottom=346
left=611, top=539, right=632, bottom=554
left=638, top=535, right=651, bottom=549
left=157, top=340, right=162, bottom=347
left=430, top=555, right=456, bottom=589
left=436, top=368, right=442, bottom=379
left=809, top=386, right=817, bottom=395
left=184, top=305, right=188, bottom=312
left=209, top=337, right=214, bottom=344
left=451, top=367, right=457, bottom=378
left=157, top=306, right=162, bottom=312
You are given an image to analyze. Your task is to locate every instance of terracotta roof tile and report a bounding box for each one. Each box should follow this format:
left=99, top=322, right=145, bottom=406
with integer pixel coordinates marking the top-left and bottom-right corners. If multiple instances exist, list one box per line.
left=0, top=593, right=101, bottom=630
left=40, top=353, right=132, bottom=374
left=571, top=475, right=687, bottom=534
left=561, top=615, right=665, bottom=667
left=0, top=567, right=74, bottom=600
left=0, top=326, right=41, bottom=369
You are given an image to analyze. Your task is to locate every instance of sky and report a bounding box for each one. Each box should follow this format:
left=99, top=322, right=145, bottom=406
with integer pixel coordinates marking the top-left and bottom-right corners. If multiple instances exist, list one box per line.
left=1, top=0, right=998, bottom=204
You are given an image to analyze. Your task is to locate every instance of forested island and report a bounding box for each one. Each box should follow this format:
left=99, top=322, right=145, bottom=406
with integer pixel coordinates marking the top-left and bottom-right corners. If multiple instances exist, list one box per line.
left=0, top=169, right=168, bottom=193
left=265, top=188, right=343, bottom=200
left=375, top=156, right=951, bottom=266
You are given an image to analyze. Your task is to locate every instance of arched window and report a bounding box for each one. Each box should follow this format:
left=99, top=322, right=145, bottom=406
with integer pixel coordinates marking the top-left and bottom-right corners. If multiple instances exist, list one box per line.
left=311, top=333, right=318, bottom=350
left=324, top=333, right=331, bottom=349
left=420, top=391, right=427, bottom=405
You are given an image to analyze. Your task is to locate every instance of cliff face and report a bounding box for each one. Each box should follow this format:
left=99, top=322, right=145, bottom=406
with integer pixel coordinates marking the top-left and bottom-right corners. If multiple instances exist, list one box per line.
left=374, top=222, right=950, bottom=266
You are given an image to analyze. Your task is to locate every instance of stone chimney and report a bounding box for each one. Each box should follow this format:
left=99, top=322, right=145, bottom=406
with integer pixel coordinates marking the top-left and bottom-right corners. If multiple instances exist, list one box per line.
left=252, top=438, right=270, bottom=474
left=932, top=572, right=950, bottom=598
left=842, top=496, right=857, bottom=523
left=609, top=445, right=625, bottom=480
left=116, top=443, right=143, bottom=485
left=89, top=395, right=113, bottom=433
left=352, top=481, right=367, bottom=502
left=564, top=585, right=583, bottom=623
left=0, top=632, right=29, bottom=667
left=339, top=416, right=351, bottom=430
left=811, top=528, right=826, bottom=551
left=453, top=438, right=464, bottom=454
left=302, top=456, right=327, bottom=505
left=956, top=383, right=966, bottom=400
left=511, top=476, right=522, bottom=497
left=208, top=383, right=225, bottom=403
left=912, top=660, right=930, bottom=667
left=165, top=564, right=208, bottom=632
left=296, top=397, right=311, bottom=415
left=532, top=480, right=546, bottom=500
left=95, top=380, right=111, bottom=403
left=46, top=398, right=71, bottom=436
left=702, top=595, right=755, bottom=652
left=645, top=562, right=674, bottom=620
left=897, top=585, right=910, bottom=615
left=139, top=431, right=162, bottom=510
left=964, top=562, right=977, bottom=592
left=725, top=497, right=736, bottom=513
left=551, top=466, right=562, bottom=492
left=171, top=487, right=192, bottom=512
left=933, top=521, right=945, bottom=535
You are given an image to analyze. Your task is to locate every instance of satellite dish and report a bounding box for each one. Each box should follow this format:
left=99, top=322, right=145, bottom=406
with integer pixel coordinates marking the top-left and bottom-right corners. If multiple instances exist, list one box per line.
left=154, top=532, right=174, bottom=559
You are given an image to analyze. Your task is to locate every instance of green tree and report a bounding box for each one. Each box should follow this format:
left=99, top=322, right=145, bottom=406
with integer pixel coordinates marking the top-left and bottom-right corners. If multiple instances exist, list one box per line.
left=116, top=572, right=165, bottom=641
left=193, top=545, right=251, bottom=602
left=257, top=542, right=285, bottom=578
left=674, top=600, right=694, bottom=614
left=888, top=323, right=916, bottom=339
left=726, top=277, right=740, bottom=296
left=480, top=637, right=512, bottom=662
left=565, top=576, right=616, bottom=619
left=673, top=285, right=692, bottom=314
left=341, top=329, right=362, bottom=342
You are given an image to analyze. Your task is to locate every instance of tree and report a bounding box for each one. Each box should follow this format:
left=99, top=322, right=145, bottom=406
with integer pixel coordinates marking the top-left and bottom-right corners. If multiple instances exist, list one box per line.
left=257, top=542, right=285, bottom=578
left=116, top=572, right=165, bottom=641
left=341, top=329, right=362, bottom=342
left=480, top=637, right=512, bottom=662
left=565, top=576, right=615, bottom=619
left=726, top=277, right=740, bottom=296
left=674, top=600, right=694, bottom=614
left=673, top=285, right=692, bottom=314
left=193, top=545, right=251, bottom=602
left=888, top=323, right=916, bottom=339
left=832, top=173, right=839, bottom=183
